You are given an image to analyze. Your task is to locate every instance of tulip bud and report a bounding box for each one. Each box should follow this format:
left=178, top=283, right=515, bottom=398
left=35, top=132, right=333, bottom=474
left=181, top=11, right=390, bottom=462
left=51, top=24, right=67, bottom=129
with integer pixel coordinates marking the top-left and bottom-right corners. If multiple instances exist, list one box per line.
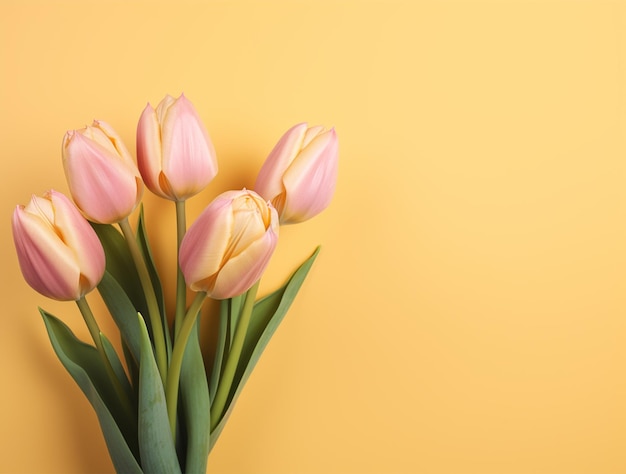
left=137, top=94, right=218, bottom=201
left=179, top=189, right=279, bottom=299
left=254, top=123, right=338, bottom=224
left=12, top=190, right=106, bottom=301
left=62, top=120, right=143, bottom=224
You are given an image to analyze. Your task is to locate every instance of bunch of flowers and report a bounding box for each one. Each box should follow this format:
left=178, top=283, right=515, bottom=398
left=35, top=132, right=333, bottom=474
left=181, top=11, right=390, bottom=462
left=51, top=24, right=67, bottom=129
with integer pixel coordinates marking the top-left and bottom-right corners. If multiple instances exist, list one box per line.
left=11, top=94, right=338, bottom=473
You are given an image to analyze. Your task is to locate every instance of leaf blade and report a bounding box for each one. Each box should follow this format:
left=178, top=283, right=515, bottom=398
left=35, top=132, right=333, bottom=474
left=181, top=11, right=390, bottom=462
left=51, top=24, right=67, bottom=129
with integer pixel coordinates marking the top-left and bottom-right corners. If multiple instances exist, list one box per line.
left=100, top=332, right=134, bottom=403
left=98, top=271, right=142, bottom=364
left=136, top=207, right=172, bottom=358
left=41, top=310, right=142, bottom=473
left=137, top=316, right=181, bottom=474
left=208, top=300, right=229, bottom=402
left=179, top=317, right=211, bottom=473
left=92, top=223, right=147, bottom=318
left=209, top=246, right=320, bottom=449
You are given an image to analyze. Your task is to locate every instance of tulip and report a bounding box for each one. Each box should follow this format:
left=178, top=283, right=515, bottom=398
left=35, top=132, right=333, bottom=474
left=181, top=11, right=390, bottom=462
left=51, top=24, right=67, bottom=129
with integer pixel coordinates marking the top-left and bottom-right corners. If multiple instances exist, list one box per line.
left=62, top=120, right=143, bottom=224
left=137, top=94, right=218, bottom=201
left=12, top=190, right=105, bottom=301
left=179, top=189, right=278, bottom=299
left=254, top=123, right=338, bottom=224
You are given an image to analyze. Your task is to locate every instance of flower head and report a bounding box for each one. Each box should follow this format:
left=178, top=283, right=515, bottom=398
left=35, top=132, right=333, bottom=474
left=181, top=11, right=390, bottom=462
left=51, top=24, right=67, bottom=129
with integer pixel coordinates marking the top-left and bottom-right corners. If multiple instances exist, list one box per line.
left=62, top=120, right=143, bottom=224
left=137, top=94, right=218, bottom=201
left=255, top=123, right=338, bottom=224
left=180, top=189, right=278, bottom=299
left=12, top=190, right=105, bottom=301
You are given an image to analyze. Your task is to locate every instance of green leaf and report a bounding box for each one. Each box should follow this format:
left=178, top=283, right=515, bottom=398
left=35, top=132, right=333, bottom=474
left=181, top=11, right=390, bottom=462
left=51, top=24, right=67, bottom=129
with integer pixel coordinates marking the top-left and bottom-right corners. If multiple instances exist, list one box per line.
left=209, top=246, right=320, bottom=450
left=208, top=301, right=229, bottom=402
left=137, top=316, right=181, bottom=474
left=122, top=339, right=139, bottom=395
left=92, top=223, right=146, bottom=319
left=179, top=317, right=210, bottom=473
left=93, top=220, right=162, bottom=385
left=98, top=271, right=142, bottom=364
left=100, top=332, right=134, bottom=403
left=41, top=310, right=142, bottom=473
left=136, top=207, right=172, bottom=358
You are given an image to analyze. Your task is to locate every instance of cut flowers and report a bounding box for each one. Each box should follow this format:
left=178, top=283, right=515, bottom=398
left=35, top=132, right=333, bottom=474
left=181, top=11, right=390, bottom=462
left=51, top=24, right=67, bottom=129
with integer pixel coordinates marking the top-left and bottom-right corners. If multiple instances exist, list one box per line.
left=11, top=93, right=338, bottom=473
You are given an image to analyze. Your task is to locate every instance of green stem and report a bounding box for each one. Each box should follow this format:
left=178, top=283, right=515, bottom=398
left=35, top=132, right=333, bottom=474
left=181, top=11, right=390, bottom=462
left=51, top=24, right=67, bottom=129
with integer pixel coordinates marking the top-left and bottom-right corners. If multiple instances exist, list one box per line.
left=165, top=291, right=207, bottom=440
left=119, top=217, right=168, bottom=385
left=76, top=296, right=105, bottom=353
left=174, top=200, right=187, bottom=338
left=210, top=281, right=259, bottom=430
left=76, top=297, right=134, bottom=419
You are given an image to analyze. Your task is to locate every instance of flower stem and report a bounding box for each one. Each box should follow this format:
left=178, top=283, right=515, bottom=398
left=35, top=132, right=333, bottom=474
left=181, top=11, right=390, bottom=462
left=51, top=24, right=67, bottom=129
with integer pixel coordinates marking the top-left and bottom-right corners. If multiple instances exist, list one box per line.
left=174, top=200, right=187, bottom=338
left=76, top=297, right=134, bottom=419
left=165, top=291, right=207, bottom=440
left=210, top=281, right=259, bottom=430
left=119, top=217, right=168, bottom=385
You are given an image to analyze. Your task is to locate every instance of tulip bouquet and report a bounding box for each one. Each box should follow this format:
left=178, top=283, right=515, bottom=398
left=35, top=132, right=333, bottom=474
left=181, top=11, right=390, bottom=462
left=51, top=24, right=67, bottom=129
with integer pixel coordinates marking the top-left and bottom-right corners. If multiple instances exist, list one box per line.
left=11, top=94, right=338, bottom=473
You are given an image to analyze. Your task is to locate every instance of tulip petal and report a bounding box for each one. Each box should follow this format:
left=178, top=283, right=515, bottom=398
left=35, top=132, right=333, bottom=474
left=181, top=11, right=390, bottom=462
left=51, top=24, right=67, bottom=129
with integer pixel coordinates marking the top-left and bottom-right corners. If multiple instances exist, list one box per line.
left=227, top=192, right=270, bottom=260
left=137, top=104, right=167, bottom=198
left=48, top=190, right=105, bottom=289
left=302, top=125, right=325, bottom=147
left=91, top=120, right=135, bottom=163
left=137, top=94, right=218, bottom=200
left=281, top=129, right=338, bottom=223
left=180, top=197, right=233, bottom=290
left=13, top=208, right=81, bottom=300
left=255, top=123, right=308, bottom=204
left=26, top=195, right=55, bottom=223
left=180, top=189, right=279, bottom=297
left=155, top=94, right=176, bottom=123
left=211, top=228, right=278, bottom=299
left=64, top=132, right=142, bottom=223
left=160, top=95, right=217, bottom=200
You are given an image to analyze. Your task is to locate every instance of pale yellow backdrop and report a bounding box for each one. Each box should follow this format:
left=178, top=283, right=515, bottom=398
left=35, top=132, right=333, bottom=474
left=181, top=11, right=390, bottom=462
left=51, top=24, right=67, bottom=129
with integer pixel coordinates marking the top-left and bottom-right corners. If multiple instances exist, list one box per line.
left=2, top=1, right=626, bottom=473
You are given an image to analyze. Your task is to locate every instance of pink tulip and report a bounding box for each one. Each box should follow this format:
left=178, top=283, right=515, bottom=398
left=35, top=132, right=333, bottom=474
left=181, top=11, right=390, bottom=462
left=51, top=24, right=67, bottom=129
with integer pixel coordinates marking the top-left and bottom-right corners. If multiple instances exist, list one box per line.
left=137, top=94, right=218, bottom=201
left=62, top=120, right=143, bottom=224
left=179, top=189, right=279, bottom=299
left=254, top=123, right=338, bottom=224
left=12, top=190, right=105, bottom=301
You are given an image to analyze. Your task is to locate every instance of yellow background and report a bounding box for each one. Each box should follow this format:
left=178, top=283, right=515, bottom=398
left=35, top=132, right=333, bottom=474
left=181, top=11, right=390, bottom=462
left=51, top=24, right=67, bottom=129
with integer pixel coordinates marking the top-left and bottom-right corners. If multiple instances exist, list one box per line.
left=2, top=1, right=626, bottom=473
